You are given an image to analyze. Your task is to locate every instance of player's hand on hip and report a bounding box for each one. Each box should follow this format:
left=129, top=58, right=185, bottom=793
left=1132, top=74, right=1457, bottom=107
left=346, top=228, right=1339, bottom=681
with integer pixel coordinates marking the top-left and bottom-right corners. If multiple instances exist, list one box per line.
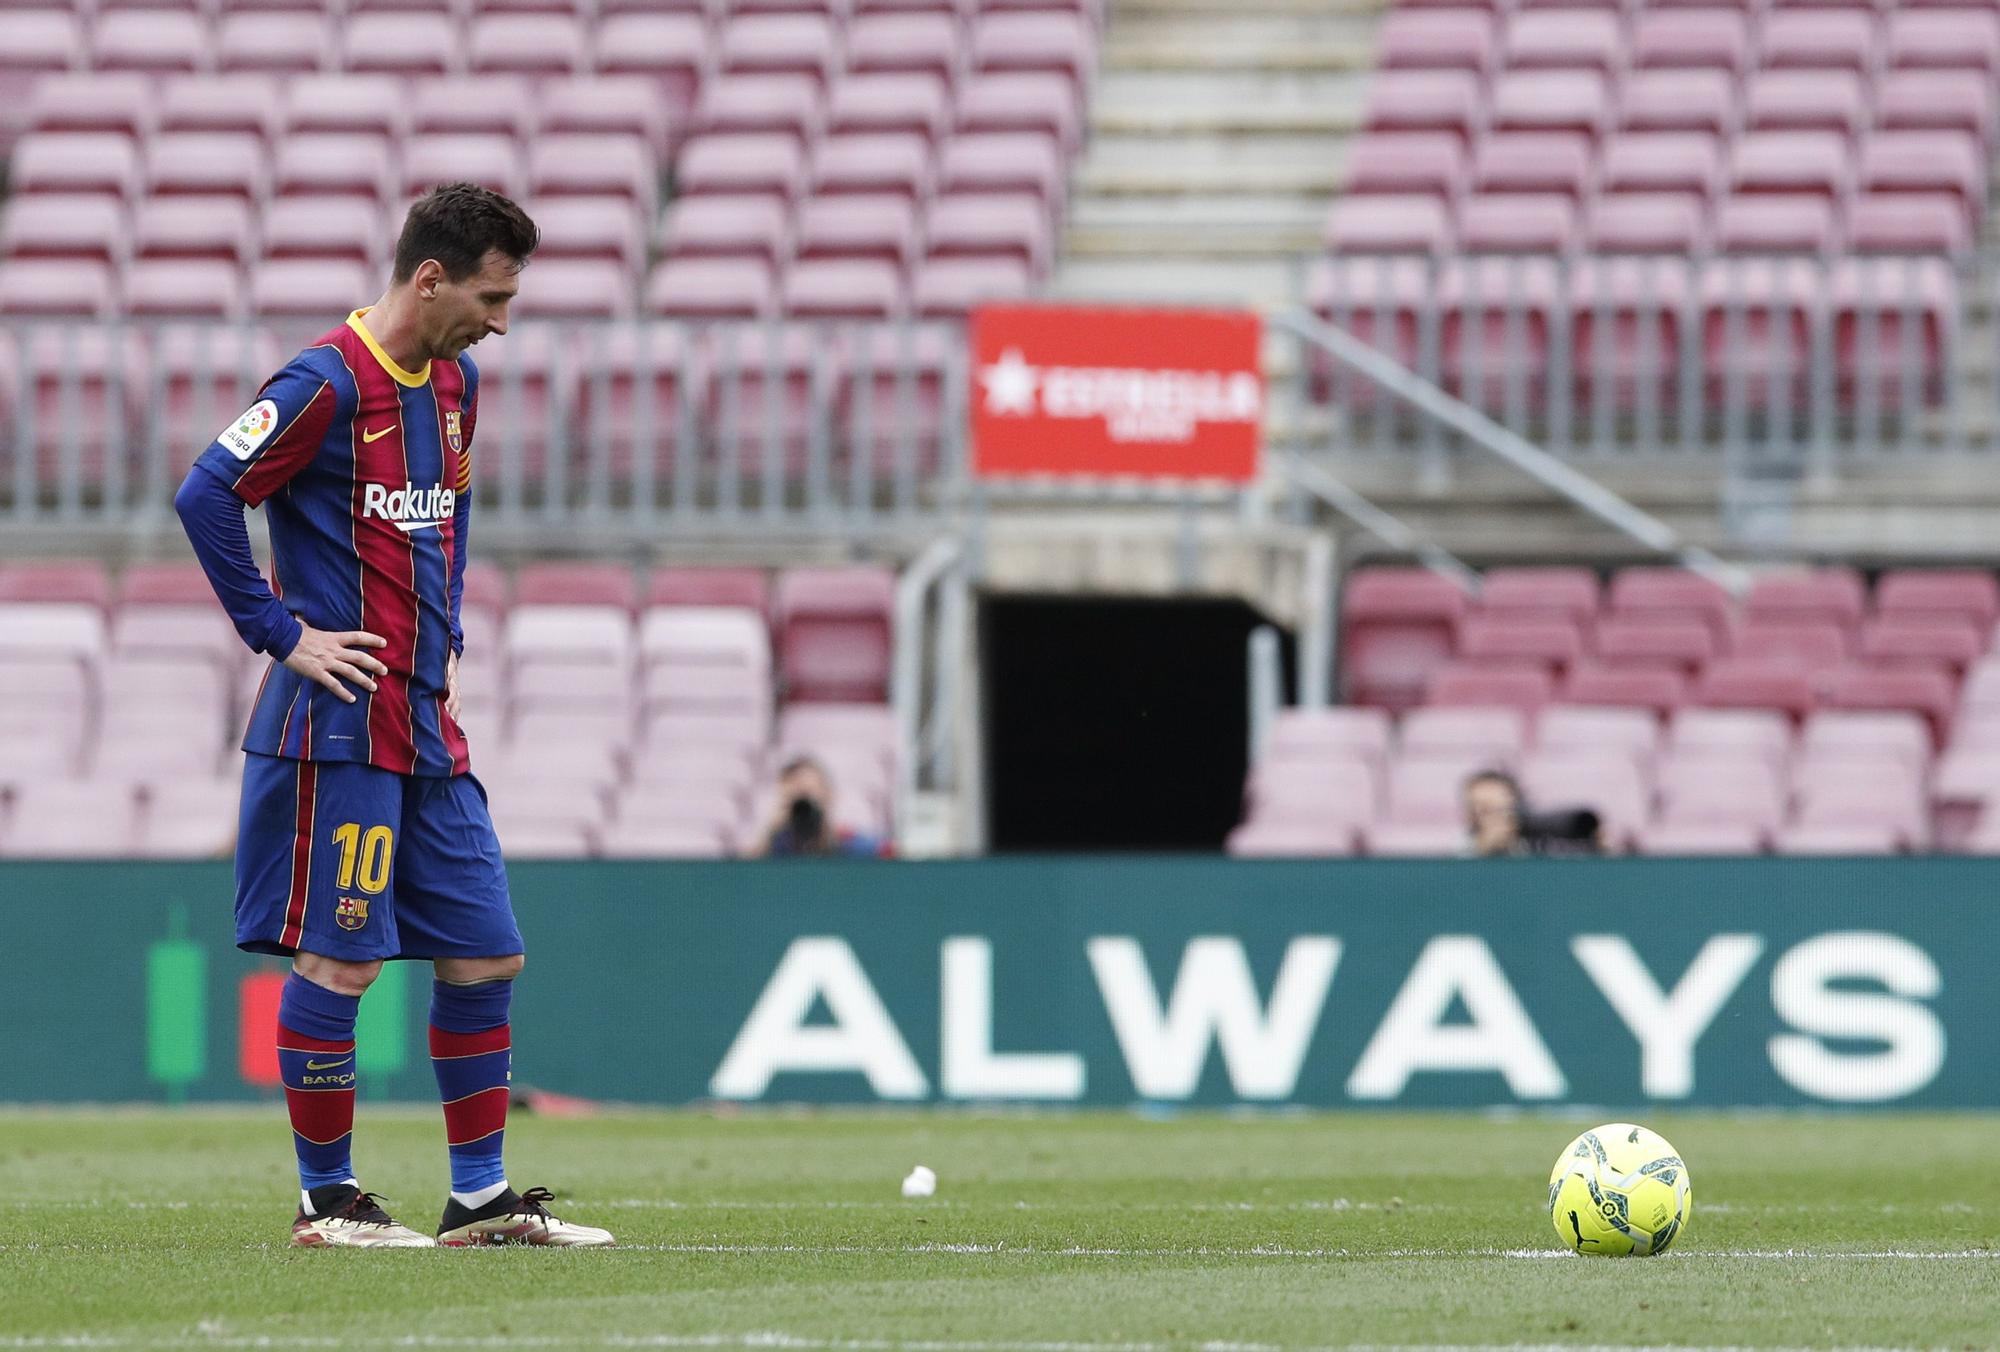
left=283, top=625, right=389, bottom=704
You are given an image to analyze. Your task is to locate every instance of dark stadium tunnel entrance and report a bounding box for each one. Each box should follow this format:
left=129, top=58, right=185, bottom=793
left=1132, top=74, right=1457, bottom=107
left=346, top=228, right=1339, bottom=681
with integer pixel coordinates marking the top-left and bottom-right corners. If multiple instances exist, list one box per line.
left=981, top=594, right=1295, bottom=852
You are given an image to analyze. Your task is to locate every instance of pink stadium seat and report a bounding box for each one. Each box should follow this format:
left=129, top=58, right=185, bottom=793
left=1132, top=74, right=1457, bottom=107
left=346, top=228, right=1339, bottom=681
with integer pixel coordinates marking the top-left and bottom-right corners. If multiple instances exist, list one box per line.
left=342, top=13, right=460, bottom=78
left=1633, top=8, right=1751, bottom=75
left=1821, top=665, right=1956, bottom=746
left=1478, top=567, right=1600, bottom=624
left=138, top=778, right=242, bottom=859
left=1744, top=568, right=1866, bottom=628
left=274, top=133, right=392, bottom=203
left=0, top=257, right=112, bottom=320
left=972, top=11, right=1095, bottom=87
left=90, top=9, right=205, bottom=76
left=27, top=74, right=153, bottom=141
left=11, top=133, right=138, bottom=199
left=696, top=73, right=827, bottom=145
left=1490, top=69, right=1608, bottom=138
left=1669, top=707, right=1793, bottom=772
left=1520, top=751, right=1648, bottom=844
left=109, top=603, right=240, bottom=670
left=157, top=78, right=279, bottom=143
left=1383, top=753, right=1494, bottom=826
left=1341, top=568, right=1470, bottom=709
left=1858, top=132, right=1985, bottom=223
left=1799, top=709, right=1933, bottom=777
left=1858, top=618, right=1981, bottom=676
left=680, top=134, right=811, bottom=200
left=285, top=76, right=406, bottom=140
left=529, top=136, right=656, bottom=204
left=1758, top=10, right=1877, bottom=73
left=0, top=561, right=110, bottom=608
left=814, top=132, right=934, bottom=198
left=1846, top=195, right=1971, bottom=255
left=1457, top=617, right=1584, bottom=673
left=938, top=132, right=1065, bottom=203
left=0, top=783, right=139, bottom=859
left=1377, top=8, right=1498, bottom=73
left=118, top=562, right=214, bottom=606
left=0, top=12, right=82, bottom=133
left=1634, top=819, right=1765, bottom=855
left=217, top=11, right=327, bottom=76
left=1402, top=705, right=1528, bottom=761
left=403, top=135, right=523, bottom=201
left=3, top=329, right=142, bottom=487
left=797, top=195, right=920, bottom=266
left=1932, top=747, right=2000, bottom=846
left=1503, top=9, right=1621, bottom=71
left=782, top=258, right=906, bottom=318
left=593, top=14, right=709, bottom=115
left=1887, top=9, right=2000, bottom=74
left=1698, top=257, right=1820, bottom=407
left=720, top=13, right=839, bottom=84
left=515, top=564, right=638, bottom=612
left=124, top=260, right=241, bottom=320
left=505, top=604, right=635, bottom=669
left=250, top=259, right=371, bottom=322
left=1568, top=254, right=1695, bottom=408
left=1608, top=568, right=1735, bottom=636
left=1598, top=132, right=1723, bottom=201
left=1656, top=755, right=1787, bottom=831
left=1536, top=704, right=1661, bottom=768
left=1617, top=69, right=1736, bottom=137
left=1323, top=196, right=1452, bottom=254
left=1456, top=194, right=1575, bottom=253
left=1713, top=196, right=1837, bottom=255
left=1472, top=133, right=1592, bottom=200
left=1730, top=131, right=1847, bottom=199
left=639, top=609, right=771, bottom=676
left=469, top=14, right=587, bottom=78
left=1731, top=620, right=1847, bottom=668
left=1583, top=194, right=1706, bottom=254
left=645, top=258, right=777, bottom=319
left=957, top=71, right=1084, bottom=150
left=1262, top=706, right=1395, bottom=773
left=1876, top=70, right=1992, bottom=140
left=1595, top=618, right=1716, bottom=673
left=510, top=260, right=633, bottom=321
left=1773, top=822, right=1904, bottom=856
left=146, top=133, right=267, bottom=201
left=540, top=79, right=673, bottom=161
left=2, top=195, right=124, bottom=266
left=777, top=703, right=897, bottom=768
left=1793, top=778, right=1929, bottom=850
left=1744, top=70, right=1867, bottom=138
left=1344, top=133, right=1466, bottom=201
left=848, top=13, right=962, bottom=84
left=1227, top=819, right=1359, bottom=858
left=1363, top=820, right=1468, bottom=857
left=1243, top=758, right=1378, bottom=830
left=911, top=255, right=1031, bottom=316
left=1695, top=659, right=1815, bottom=721
left=775, top=568, right=896, bottom=703
left=1363, top=71, right=1482, bottom=143
left=659, top=195, right=791, bottom=267
left=527, top=197, right=646, bottom=274
left=649, top=568, right=772, bottom=615
left=1876, top=569, right=2000, bottom=634
left=1426, top=662, right=1555, bottom=711
left=261, top=197, right=379, bottom=267
left=832, top=73, right=953, bottom=143
left=926, top=193, right=1054, bottom=273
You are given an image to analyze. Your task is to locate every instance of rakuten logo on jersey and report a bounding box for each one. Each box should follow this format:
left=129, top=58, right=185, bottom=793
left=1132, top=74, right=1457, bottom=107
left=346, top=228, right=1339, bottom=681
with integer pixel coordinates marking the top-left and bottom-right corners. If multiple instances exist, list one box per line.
left=362, top=482, right=455, bottom=533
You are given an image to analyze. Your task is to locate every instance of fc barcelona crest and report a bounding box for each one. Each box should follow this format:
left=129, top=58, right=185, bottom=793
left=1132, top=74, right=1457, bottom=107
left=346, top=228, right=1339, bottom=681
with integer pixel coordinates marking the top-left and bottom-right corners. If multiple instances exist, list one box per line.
left=334, top=895, right=370, bottom=931
left=444, top=410, right=464, bottom=454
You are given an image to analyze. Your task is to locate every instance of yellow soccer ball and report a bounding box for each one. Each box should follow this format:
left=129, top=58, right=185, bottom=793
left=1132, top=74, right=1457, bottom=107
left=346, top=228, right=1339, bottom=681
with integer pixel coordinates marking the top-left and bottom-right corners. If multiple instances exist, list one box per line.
left=1548, top=1123, right=1691, bottom=1256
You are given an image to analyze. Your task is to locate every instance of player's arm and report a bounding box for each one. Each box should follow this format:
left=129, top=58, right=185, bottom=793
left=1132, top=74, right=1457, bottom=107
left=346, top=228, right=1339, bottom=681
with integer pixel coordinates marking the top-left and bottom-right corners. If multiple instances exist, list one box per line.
left=443, top=379, right=478, bottom=721
left=174, top=363, right=388, bottom=704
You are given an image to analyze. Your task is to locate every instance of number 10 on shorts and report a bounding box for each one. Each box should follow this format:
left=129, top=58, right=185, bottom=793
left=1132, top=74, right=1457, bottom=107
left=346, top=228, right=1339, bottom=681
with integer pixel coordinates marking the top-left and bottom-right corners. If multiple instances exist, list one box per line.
left=331, top=822, right=394, bottom=895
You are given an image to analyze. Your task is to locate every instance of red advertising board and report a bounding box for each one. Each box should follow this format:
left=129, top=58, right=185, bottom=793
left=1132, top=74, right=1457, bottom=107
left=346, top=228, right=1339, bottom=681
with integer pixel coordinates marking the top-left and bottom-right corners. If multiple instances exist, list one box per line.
left=970, top=304, right=1264, bottom=484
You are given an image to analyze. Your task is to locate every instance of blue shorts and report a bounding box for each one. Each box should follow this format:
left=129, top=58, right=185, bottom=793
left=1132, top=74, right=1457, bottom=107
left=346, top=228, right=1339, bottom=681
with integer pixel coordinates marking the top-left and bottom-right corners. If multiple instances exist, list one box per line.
left=234, top=752, right=522, bottom=963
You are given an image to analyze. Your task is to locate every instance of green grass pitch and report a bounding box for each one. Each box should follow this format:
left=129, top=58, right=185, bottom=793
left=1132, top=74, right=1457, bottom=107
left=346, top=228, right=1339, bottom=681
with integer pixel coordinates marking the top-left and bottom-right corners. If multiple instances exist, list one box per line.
left=2, top=1109, right=1996, bottom=1350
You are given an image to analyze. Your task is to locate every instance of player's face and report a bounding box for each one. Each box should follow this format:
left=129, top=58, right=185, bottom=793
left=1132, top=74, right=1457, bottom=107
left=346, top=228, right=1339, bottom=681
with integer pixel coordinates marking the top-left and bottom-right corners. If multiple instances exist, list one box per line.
left=427, top=249, right=522, bottom=359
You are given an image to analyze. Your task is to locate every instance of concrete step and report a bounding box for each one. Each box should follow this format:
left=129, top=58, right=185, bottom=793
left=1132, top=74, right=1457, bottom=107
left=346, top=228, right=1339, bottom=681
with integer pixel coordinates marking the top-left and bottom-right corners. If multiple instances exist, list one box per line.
left=1115, top=0, right=1388, bottom=16
left=1102, top=35, right=1374, bottom=73
left=1051, top=256, right=1309, bottom=308
left=1066, top=194, right=1326, bottom=256
left=1106, top=12, right=1383, bottom=53
left=1074, top=159, right=1344, bottom=196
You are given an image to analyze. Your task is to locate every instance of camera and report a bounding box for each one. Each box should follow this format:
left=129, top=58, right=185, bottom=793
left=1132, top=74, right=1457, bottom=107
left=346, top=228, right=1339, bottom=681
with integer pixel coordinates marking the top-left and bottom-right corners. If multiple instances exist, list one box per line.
left=1518, top=807, right=1603, bottom=855
left=787, top=795, right=826, bottom=842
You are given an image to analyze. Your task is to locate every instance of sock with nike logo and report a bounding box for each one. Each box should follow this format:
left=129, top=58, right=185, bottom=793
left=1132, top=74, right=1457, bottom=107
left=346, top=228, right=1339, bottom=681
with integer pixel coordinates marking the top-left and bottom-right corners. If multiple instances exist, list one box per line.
left=277, top=971, right=361, bottom=1194
left=430, top=978, right=513, bottom=1200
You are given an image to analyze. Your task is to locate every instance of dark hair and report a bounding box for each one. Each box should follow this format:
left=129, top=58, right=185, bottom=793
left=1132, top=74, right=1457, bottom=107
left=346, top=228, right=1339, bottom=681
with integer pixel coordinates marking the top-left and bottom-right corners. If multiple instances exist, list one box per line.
left=392, top=183, right=539, bottom=284
left=1464, top=769, right=1522, bottom=801
left=780, top=755, right=828, bottom=781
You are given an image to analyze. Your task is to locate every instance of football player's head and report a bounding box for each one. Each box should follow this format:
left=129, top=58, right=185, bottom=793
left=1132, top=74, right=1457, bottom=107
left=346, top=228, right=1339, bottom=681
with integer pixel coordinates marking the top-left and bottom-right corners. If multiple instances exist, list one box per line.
left=393, top=184, right=541, bottom=360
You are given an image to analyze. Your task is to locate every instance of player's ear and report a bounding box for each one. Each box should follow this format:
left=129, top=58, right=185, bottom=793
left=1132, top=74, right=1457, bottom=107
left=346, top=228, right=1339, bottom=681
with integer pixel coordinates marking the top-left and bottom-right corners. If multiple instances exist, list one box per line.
left=413, top=258, right=446, bottom=300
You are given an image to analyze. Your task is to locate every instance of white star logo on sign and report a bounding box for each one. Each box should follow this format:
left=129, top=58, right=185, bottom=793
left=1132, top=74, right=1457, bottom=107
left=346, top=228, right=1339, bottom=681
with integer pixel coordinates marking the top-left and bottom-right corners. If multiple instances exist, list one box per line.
left=979, top=347, right=1039, bottom=416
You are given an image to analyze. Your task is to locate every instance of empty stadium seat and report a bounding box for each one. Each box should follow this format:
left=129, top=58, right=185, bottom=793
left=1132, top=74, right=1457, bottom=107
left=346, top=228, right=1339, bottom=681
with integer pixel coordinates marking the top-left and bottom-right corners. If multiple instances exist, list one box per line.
left=1426, top=662, right=1555, bottom=711
left=1561, top=661, right=1688, bottom=715
left=1341, top=568, right=1470, bottom=709
left=775, top=567, right=896, bottom=702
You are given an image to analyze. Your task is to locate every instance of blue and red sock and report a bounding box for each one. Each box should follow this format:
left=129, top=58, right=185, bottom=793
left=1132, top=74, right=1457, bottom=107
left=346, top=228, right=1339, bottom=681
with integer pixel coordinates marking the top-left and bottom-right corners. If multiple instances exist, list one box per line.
left=276, top=971, right=360, bottom=1196
left=430, top=978, right=513, bottom=1201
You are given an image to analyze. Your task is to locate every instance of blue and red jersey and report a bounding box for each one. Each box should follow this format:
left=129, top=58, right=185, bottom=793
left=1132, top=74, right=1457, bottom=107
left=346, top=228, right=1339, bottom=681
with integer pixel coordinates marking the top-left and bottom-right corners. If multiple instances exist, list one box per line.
left=189, top=309, right=476, bottom=777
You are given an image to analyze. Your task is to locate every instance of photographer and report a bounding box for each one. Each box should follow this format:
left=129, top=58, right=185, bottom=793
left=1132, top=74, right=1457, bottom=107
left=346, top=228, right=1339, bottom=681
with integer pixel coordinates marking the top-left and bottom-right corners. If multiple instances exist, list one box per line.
left=1463, top=769, right=1602, bottom=858
left=752, top=755, right=890, bottom=858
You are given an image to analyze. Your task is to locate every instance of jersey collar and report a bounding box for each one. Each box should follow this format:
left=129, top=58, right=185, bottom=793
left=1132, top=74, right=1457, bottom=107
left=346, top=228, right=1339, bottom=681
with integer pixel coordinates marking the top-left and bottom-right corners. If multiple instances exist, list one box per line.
left=346, top=308, right=431, bottom=389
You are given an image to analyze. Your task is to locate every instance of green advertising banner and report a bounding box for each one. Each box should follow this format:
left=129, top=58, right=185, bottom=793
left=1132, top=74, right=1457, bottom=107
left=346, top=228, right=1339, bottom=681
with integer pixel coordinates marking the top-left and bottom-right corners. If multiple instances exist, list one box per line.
left=0, top=858, right=1993, bottom=1108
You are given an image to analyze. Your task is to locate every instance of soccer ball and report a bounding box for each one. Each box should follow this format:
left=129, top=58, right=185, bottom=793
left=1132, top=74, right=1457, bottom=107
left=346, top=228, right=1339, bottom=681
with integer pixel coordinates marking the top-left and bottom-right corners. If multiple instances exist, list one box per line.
left=1547, top=1123, right=1691, bottom=1257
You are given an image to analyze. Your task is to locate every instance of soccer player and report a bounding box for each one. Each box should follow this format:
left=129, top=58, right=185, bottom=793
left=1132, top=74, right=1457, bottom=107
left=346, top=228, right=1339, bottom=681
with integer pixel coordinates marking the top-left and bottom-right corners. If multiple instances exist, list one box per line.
left=174, top=184, right=613, bottom=1249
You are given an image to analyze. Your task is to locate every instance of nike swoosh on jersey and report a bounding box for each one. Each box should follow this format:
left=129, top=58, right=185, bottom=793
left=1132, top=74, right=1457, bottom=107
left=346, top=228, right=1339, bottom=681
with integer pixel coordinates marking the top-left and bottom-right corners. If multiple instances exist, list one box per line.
left=362, top=425, right=396, bottom=443
left=305, top=1057, right=353, bottom=1071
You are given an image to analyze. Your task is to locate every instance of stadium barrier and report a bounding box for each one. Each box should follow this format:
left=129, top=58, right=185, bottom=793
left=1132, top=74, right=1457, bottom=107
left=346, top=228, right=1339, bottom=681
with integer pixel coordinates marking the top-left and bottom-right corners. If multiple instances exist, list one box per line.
left=3, top=856, right=1992, bottom=1109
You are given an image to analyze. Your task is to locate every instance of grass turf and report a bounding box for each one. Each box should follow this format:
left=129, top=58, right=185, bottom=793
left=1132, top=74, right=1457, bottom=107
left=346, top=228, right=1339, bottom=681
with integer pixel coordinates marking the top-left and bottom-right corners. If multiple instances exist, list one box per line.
left=0, top=1110, right=1995, bottom=1350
